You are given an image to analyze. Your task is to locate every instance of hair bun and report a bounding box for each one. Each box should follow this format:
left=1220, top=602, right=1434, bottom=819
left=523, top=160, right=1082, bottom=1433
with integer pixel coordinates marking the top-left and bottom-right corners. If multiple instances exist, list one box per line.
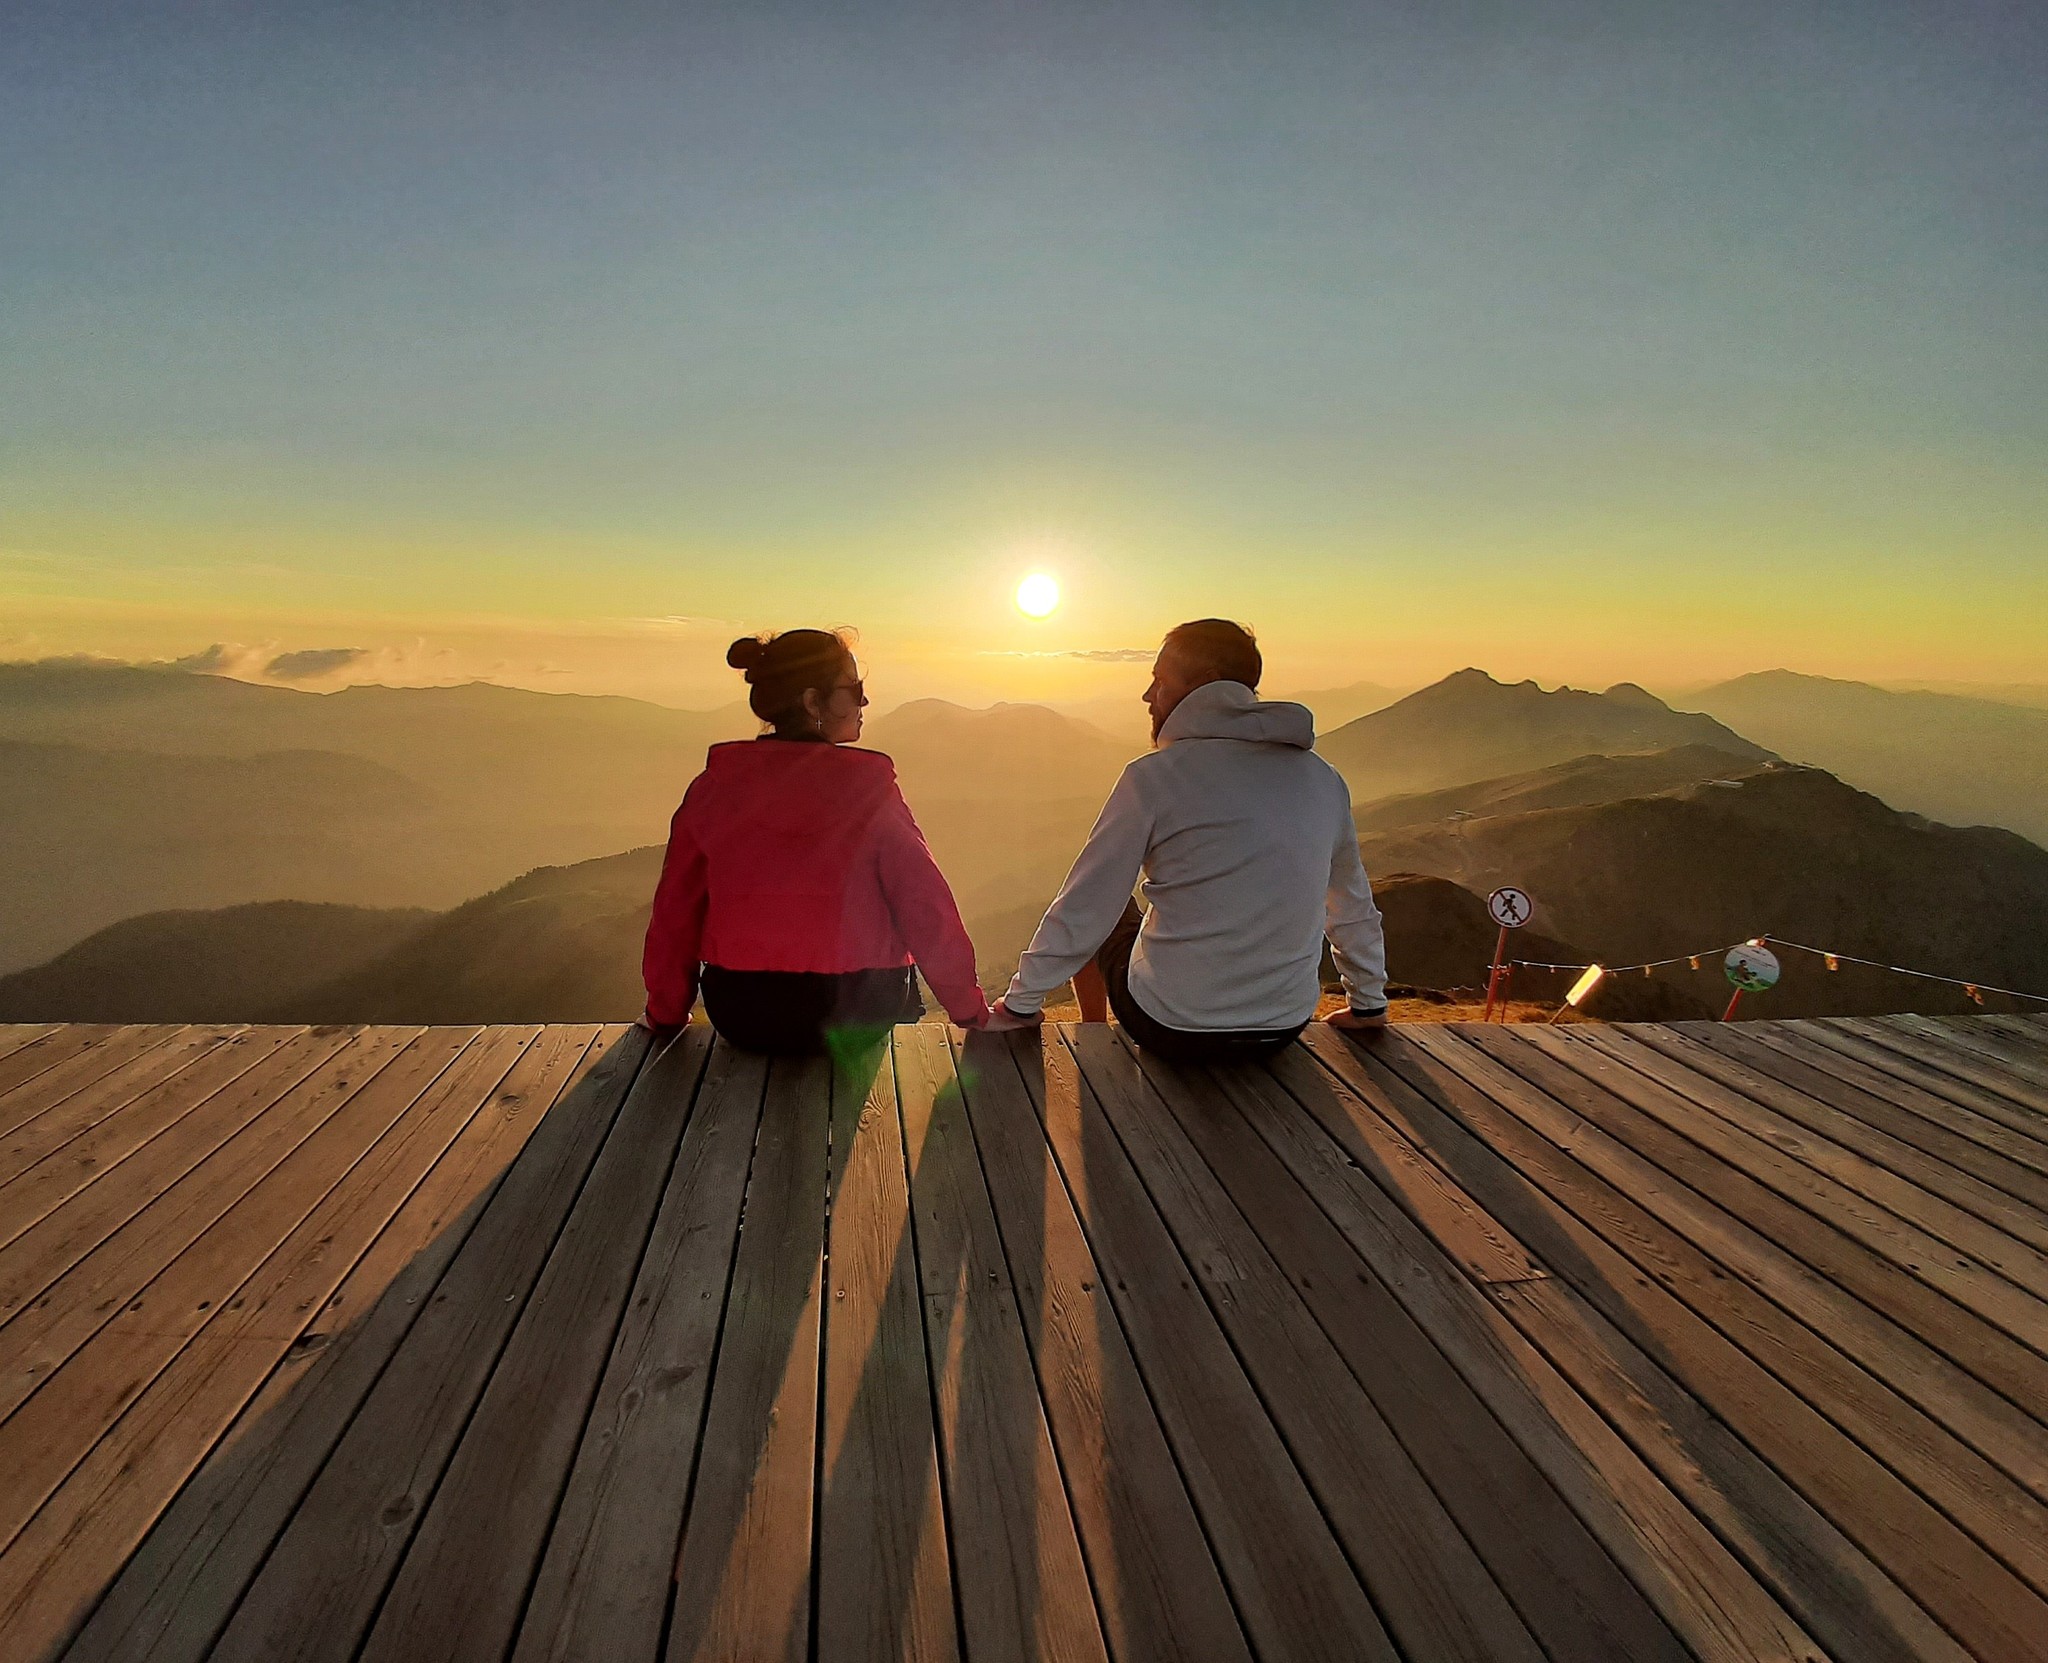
left=726, top=635, right=769, bottom=677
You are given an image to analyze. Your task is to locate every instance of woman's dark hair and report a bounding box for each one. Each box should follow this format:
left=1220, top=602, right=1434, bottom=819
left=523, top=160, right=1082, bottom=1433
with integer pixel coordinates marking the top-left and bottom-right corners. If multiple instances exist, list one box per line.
left=727, top=628, right=856, bottom=735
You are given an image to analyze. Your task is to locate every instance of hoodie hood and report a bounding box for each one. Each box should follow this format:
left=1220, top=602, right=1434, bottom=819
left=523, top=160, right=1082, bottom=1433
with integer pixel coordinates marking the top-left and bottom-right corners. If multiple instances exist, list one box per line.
left=1157, top=679, right=1315, bottom=749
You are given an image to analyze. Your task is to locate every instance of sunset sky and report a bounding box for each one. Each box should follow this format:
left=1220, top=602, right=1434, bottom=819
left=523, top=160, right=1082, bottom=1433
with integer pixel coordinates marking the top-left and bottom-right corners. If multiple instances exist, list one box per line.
left=4, top=1, right=2044, bottom=709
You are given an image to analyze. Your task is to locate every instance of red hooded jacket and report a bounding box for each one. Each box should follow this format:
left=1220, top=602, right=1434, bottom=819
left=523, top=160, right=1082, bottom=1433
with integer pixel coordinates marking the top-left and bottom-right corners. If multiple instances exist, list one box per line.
left=641, top=739, right=991, bottom=1029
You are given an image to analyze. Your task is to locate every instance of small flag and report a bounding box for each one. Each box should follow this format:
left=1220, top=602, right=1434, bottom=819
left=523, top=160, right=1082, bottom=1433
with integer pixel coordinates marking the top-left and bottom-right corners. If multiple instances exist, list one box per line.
left=1688, top=956, right=1701, bottom=971
left=1966, top=984, right=1985, bottom=1005
left=1825, top=954, right=1840, bottom=972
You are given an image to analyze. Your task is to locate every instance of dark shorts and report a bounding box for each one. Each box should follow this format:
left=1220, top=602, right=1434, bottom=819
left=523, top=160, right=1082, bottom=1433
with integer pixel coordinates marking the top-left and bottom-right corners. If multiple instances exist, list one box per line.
left=1095, top=900, right=1306, bottom=1063
left=701, top=964, right=922, bottom=1057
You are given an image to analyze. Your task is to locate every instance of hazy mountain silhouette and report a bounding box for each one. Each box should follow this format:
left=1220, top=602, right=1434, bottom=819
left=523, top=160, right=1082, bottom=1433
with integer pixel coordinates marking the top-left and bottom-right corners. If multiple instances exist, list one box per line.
left=1282, top=681, right=1408, bottom=731
left=0, top=661, right=756, bottom=971
left=1690, top=670, right=2048, bottom=844
left=1359, top=760, right=2048, bottom=1018
left=0, top=740, right=435, bottom=973
left=1351, top=743, right=1763, bottom=834
left=1319, top=669, right=1771, bottom=801
left=0, top=901, right=430, bottom=1022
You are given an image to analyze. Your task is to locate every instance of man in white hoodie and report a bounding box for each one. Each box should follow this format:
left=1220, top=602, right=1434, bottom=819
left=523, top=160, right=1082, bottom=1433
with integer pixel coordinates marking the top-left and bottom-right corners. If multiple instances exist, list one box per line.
left=988, top=619, right=1389, bottom=1057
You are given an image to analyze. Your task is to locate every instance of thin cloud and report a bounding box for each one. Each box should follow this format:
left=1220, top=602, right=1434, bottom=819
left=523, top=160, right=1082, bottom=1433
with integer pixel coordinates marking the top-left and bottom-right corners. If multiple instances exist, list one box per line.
left=982, top=647, right=1154, bottom=663
left=266, top=646, right=369, bottom=680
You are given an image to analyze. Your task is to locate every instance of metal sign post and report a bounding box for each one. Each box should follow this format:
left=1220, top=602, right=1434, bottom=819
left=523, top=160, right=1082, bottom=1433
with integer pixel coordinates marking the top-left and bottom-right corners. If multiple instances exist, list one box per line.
left=1482, top=887, right=1533, bottom=1021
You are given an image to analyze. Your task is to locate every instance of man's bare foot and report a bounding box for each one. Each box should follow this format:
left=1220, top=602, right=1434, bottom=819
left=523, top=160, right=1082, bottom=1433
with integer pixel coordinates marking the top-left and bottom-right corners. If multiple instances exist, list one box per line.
left=1327, top=1007, right=1388, bottom=1033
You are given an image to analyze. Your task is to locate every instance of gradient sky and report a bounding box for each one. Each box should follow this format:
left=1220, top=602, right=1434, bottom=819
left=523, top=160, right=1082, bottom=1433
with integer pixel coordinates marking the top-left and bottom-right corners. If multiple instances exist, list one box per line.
left=3, top=0, right=2044, bottom=708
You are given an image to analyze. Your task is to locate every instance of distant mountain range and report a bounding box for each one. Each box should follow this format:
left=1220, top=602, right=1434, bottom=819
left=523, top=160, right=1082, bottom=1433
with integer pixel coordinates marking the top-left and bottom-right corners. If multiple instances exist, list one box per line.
left=0, top=662, right=753, bottom=972
left=1688, top=670, right=2048, bottom=845
left=6, top=657, right=2047, bottom=1024
left=1318, top=669, right=1772, bottom=802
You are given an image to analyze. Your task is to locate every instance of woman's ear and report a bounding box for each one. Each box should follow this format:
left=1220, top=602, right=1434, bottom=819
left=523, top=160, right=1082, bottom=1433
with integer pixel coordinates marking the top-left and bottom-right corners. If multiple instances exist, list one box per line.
left=800, top=685, right=824, bottom=723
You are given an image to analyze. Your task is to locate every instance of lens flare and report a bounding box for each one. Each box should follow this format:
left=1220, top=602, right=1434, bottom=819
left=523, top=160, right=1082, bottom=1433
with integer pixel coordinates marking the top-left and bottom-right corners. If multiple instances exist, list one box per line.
left=1015, top=573, right=1060, bottom=617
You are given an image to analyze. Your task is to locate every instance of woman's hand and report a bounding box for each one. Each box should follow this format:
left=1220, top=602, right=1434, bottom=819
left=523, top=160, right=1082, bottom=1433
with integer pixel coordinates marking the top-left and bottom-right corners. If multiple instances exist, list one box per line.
left=981, top=998, right=1045, bottom=1033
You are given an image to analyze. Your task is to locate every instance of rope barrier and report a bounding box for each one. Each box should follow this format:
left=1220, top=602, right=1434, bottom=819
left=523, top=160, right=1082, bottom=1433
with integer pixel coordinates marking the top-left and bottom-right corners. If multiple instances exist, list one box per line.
left=1499, top=936, right=2048, bottom=1006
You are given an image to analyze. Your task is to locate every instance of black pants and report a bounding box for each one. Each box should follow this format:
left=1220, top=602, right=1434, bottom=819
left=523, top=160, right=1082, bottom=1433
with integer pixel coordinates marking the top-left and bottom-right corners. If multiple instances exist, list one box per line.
left=1095, top=900, right=1306, bottom=1063
left=701, top=965, right=922, bottom=1057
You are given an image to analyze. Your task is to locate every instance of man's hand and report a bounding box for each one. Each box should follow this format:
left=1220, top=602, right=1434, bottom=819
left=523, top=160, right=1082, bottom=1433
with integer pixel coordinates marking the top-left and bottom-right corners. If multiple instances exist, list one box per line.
left=1327, top=1005, right=1388, bottom=1033
left=636, top=1013, right=685, bottom=1043
left=982, top=998, right=1045, bottom=1033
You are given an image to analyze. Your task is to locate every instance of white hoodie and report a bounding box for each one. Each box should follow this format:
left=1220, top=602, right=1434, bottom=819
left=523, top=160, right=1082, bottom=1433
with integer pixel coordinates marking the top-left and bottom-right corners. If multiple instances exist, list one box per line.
left=1003, top=680, right=1388, bottom=1030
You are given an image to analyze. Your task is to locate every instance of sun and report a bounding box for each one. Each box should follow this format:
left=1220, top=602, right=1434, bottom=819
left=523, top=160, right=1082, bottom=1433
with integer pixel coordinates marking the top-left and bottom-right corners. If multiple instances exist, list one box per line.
left=1015, top=572, right=1061, bottom=618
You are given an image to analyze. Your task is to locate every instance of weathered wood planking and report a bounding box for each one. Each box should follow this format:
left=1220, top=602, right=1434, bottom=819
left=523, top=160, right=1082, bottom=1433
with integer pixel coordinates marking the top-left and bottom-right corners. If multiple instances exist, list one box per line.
left=665, top=1054, right=831, bottom=1663
left=952, top=1029, right=1251, bottom=1663
left=66, top=1027, right=617, bottom=1663
left=892, top=1026, right=1108, bottom=1663
left=1, top=1016, right=2043, bottom=1663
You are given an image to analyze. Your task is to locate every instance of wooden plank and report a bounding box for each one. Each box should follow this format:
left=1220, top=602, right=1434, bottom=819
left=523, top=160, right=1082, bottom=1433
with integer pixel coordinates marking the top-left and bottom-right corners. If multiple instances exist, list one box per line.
left=66, top=1027, right=621, bottom=1663
left=666, top=1053, right=831, bottom=1663
left=1511, top=1023, right=2048, bottom=1379
left=1839, top=1018, right=2048, bottom=1117
left=1029, top=1029, right=1398, bottom=1663
left=0, top=1029, right=233, bottom=1186
left=1453, top=1024, right=2048, bottom=1489
left=1300, top=1028, right=1973, bottom=1663
left=1728, top=1024, right=2048, bottom=1213
left=1111, top=1035, right=1691, bottom=1663
left=1645, top=1024, right=2048, bottom=1240
left=358, top=1030, right=710, bottom=1663
left=814, top=1042, right=959, bottom=1663
left=1795, top=1021, right=2048, bottom=1159
left=891, top=1027, right=1108, bottom=1663
left=0, top=1026, right=59, bottom=1069
left=1255, top=1045, right=1823, bottom=1663
left=0, top=1029, right=302, bottom=1250
left=1887, top=1017, right=2048, bottom=1093
left=0, top=1029, right=147, bottom=1135
left=510, top=1041, right=768, bottom=1663
left=0, top=1031, right=355, bottom=1327
left=0, top=1027, right=547, bottom=1661
left=951, top=1030, right=1250, bottom=1663
left=1440, top=1025, right=2048, bottom=1524
left=0, top=1028, right=456, bottom=1556
left=1582, top=1025, right=2048, bottom=1302
left=205, top=1025, right=651, bottom=1663
left=1984, top=1015, right=2048, bottom=1056
left=0, top=1029, right=424, bottom=1428
left=1381, top=1028, right=2048, bottom=1654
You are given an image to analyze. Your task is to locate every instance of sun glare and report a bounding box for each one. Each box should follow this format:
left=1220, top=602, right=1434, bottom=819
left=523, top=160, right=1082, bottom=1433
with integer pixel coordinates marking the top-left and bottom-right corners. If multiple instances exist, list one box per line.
left=1015, top=572, right=1061, bottom=618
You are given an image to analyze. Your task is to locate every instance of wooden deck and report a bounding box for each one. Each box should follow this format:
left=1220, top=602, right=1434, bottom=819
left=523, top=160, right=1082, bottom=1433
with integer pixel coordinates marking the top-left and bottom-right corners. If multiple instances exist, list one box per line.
left=0, top=1014, right=2044, bottom=1662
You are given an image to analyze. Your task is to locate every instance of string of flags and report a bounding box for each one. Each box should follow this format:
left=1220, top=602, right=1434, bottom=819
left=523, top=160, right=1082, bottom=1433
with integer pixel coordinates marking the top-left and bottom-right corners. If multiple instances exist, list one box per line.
left=1475, top=885, right=2048, bottom=1022
left=1499, top=935, right=2048, bottom=1006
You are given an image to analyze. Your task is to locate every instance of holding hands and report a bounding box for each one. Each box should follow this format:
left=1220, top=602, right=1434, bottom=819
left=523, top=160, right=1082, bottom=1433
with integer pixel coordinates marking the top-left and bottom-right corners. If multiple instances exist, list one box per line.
left=981, top=998, right=1045, bottom=1033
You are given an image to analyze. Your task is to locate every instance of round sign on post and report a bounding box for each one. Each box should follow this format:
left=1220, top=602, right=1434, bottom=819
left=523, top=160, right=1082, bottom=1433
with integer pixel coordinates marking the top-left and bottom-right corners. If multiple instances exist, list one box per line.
left=1488, top=887, right=1533, bottom=929
left=1482, top=887, right=1534, bottom=1020
left=1721, top=940, right=1781, bottom=1021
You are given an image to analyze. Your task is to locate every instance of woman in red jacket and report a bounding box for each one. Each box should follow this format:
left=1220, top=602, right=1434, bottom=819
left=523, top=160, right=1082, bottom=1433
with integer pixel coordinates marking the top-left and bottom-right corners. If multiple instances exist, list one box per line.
left=641, top=628, right=991, bottom=1055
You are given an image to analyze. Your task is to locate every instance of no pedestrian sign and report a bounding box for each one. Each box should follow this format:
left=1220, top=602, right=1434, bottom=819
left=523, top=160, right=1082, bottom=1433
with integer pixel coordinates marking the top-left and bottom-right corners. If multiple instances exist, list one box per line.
left=1488, top=887, right=1533, bottom=929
